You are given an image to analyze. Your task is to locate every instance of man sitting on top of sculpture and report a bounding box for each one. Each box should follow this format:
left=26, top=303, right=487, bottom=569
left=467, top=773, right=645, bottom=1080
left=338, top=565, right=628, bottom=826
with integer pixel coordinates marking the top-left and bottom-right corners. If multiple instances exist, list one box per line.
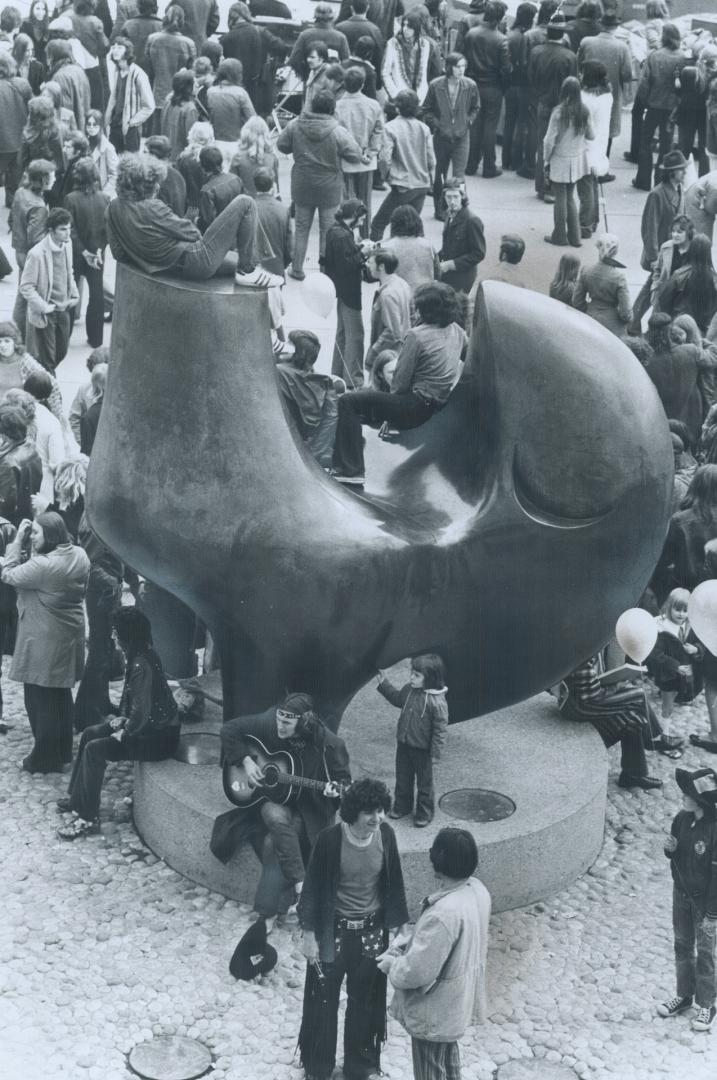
left=331, top=281, right=467, bottom=486
left=210, top=693, right=352, bottom=932
left=106, top=153, right=281, bottom=288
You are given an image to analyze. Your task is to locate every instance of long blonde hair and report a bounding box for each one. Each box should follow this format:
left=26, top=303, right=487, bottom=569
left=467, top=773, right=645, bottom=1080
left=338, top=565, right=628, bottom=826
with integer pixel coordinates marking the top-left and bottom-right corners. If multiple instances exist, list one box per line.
left=239, top=115, right=272, bottom=163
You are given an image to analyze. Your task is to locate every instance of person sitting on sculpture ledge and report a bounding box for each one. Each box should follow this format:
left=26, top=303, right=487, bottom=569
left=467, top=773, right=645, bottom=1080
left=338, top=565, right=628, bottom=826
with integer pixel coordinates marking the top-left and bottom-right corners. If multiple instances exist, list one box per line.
left=330, top=281, right=467, bottom=486
left=106, top=152, right=282, bottom=289
left=210, top=693, right=352, bottom=932
left=275, top=329, right=346, bottom=470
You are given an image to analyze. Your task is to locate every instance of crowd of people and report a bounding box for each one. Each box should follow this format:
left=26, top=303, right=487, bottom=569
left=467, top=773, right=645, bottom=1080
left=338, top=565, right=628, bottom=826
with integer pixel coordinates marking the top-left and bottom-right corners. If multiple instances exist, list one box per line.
left=3, top=0, right=717, bottom=1073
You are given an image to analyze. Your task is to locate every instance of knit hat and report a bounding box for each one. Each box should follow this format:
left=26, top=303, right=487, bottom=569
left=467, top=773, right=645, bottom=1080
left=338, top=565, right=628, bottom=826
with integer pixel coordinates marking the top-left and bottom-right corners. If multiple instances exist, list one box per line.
left=675, top=767, right=717, bottom=809
left=229, top=919, right=278, bottom=981
left=279, top=692, right=315, bottom=717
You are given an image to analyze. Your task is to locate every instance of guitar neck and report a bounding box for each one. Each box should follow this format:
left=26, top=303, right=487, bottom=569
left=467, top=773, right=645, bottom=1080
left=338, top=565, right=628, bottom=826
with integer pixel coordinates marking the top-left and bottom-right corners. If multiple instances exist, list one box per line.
left=274, top=771, right=338, bottom=793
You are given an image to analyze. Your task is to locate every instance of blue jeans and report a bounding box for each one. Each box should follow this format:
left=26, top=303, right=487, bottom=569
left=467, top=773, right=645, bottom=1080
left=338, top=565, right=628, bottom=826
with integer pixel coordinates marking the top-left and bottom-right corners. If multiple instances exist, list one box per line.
left=673, top=885, right=717, bottom=1008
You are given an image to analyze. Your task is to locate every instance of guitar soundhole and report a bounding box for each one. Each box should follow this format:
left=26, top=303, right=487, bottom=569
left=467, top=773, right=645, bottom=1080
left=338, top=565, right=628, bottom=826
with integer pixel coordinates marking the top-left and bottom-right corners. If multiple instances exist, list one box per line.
left=262, top=764, right=280, bottom=789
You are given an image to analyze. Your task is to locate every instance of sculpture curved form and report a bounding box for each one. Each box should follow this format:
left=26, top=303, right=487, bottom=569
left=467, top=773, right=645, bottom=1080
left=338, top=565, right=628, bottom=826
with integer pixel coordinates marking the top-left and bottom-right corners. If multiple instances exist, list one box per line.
left=87, top=268, right=673, bottom=726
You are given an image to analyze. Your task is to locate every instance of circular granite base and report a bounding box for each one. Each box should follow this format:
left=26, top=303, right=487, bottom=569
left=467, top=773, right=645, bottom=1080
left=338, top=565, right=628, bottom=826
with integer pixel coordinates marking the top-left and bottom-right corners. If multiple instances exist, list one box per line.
left=133, top=689, right=607, bottom=916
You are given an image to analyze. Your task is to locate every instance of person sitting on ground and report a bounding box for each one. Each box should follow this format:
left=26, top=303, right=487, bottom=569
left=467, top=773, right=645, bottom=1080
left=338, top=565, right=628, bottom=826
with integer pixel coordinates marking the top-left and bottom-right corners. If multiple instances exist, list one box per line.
left=331, top=282, right=466, bottom=485
left=106, top=152, right=279, bottom=287
left=197, top=144, right=243, bottom=233
left=275, top=329, right=345, bottom=469
left=210, top=692, right=352, bottom=931
left=56, top=606, right=180, bottom=839
left=572, top=232, right=632, bottom=338
left=658, top=767, right=717, bottom=1033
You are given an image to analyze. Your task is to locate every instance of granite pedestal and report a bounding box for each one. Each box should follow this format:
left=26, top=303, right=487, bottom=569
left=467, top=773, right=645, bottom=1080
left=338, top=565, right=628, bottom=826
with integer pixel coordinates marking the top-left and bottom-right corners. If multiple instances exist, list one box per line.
left=133, top=674, right=608, bottom=915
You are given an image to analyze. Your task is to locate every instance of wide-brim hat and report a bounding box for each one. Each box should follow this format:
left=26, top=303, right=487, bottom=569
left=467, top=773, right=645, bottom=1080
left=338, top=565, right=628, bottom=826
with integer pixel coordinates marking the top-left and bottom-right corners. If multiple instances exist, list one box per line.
left=662, top=149, right=689, bottom=171
left=676, top=767, right=717, bottom=808
left=229, top=919, right=278, bottom=981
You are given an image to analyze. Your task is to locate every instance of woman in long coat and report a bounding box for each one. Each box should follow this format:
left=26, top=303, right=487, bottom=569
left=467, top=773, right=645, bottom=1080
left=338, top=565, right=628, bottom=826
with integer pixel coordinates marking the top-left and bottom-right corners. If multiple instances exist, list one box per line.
left=1, top=511, right=89, bottom=773
left=572, top=232, right=632, bottom=337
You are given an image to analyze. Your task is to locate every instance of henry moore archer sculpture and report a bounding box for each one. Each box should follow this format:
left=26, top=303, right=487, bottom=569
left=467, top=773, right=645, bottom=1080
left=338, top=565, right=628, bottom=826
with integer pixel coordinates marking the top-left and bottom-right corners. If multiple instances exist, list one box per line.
left=86, top=270, right=674, bottom=727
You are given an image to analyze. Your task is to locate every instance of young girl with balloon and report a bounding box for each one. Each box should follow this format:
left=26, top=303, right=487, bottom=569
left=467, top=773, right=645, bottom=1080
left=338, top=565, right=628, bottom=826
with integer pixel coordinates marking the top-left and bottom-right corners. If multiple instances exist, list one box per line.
left=646, top=589, right=703, bottom=742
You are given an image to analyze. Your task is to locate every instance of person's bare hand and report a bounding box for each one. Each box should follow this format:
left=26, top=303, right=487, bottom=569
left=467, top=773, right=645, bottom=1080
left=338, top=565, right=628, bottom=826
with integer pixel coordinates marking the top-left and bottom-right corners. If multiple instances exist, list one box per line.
left=664, top=834, right=678, bottom=854
left=243, top=755, right=263, bottom=787
left=301, top=932, right=319, bottom=961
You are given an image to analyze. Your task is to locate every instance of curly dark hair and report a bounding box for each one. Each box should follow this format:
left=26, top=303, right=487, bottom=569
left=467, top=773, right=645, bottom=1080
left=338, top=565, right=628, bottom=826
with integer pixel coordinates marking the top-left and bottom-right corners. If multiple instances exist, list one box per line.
left=339, top=778, right=391, bottom=823
left=116, top=152, right=167, bottom=201
left=389, top=205, right=424, bottom=238
left=414, top=282, right=461, bottom=328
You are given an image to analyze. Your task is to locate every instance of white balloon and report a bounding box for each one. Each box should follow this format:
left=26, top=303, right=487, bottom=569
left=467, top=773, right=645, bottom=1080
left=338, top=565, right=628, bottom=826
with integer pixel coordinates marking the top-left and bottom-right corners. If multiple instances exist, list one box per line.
left=689, top=581, right=717, bottom=656
left=303, top=274, right=335, bottom=320
left=615, top=607, right=658, bottom=663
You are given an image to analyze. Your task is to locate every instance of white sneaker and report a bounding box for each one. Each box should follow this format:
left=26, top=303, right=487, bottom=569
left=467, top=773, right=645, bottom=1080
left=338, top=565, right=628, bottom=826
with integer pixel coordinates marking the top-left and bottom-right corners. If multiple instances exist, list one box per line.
left=234, top=268, right=283, bottom=289
left=692, top=1005, right=716, bottom=1031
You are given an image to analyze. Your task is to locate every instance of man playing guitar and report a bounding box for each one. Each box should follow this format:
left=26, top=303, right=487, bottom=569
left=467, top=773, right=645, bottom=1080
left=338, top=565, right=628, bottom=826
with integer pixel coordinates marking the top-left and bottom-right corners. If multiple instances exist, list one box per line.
left=210, top=693, right=352, bottom=930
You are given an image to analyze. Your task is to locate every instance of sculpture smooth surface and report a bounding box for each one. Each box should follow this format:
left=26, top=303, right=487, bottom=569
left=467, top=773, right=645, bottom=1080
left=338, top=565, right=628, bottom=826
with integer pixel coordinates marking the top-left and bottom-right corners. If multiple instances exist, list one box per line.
left=87, top=269, right=673, bottom=726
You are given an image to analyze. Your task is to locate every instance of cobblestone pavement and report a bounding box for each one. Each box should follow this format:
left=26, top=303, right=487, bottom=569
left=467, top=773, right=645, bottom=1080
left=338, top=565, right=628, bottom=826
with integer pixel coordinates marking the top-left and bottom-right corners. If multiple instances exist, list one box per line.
left=2, top=669, right=717, bottom=1080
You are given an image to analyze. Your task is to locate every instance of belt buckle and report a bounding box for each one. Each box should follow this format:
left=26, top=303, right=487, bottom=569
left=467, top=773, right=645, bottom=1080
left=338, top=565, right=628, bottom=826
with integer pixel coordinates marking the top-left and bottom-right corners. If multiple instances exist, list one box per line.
left=346, top=918, right=363, bottom=930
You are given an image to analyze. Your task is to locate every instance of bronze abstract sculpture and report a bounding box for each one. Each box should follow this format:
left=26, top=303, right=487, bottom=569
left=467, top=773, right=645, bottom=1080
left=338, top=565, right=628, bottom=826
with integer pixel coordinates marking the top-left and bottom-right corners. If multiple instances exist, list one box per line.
left=87, top=268, right=673, bottom=726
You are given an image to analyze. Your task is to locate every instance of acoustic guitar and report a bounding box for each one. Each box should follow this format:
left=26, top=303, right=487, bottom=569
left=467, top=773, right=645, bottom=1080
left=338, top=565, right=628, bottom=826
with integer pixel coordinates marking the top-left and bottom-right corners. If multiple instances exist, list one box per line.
left=222, top=734, right=348, bottom=809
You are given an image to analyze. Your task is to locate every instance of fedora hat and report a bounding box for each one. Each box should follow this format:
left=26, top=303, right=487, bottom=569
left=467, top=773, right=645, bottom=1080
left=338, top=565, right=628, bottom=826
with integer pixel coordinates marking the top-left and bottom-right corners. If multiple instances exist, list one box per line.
left=661, top=149, right=689, bottom=171
left=675, top=767, right=717, bottom=809
left=229, top=918, right=278, bottom=981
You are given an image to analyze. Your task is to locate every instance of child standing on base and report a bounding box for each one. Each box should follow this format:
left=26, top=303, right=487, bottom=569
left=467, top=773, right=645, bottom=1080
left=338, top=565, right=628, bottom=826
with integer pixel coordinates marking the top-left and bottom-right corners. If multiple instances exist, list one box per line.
left=377, top=653, right=448, bottom=828
left=658, top=767, right=717, bottom=1032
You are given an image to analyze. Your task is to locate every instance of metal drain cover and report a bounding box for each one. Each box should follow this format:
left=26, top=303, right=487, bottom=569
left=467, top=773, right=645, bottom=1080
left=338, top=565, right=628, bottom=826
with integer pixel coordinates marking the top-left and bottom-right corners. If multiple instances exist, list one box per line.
left=438, top=787, right=516, bottom=822
left=128, top=1036, right=212, bottom=1080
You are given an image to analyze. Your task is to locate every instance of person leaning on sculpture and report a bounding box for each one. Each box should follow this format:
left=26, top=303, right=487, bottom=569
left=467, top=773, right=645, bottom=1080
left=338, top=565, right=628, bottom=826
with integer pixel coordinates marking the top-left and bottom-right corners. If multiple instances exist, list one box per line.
left=330, top=281, right=466, bottom=485
left=298, top=777, right=410, bottom=1080
left=210, top=693, right=352, bottom=930
left=106, top=152, right=281, bottom=288
left=56, top=606, right=181, bottom=840
left=275, top=329, right=346, bottom=470
left=0, top=512, right=89, bottom=775
left=377, top=827, right=491, bottom=1080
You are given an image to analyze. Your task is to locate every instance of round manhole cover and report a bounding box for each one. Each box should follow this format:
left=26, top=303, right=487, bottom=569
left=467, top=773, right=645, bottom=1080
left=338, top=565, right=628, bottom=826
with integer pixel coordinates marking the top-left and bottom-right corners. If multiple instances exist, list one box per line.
left=128, top=1036, right=212, bottom=1080
left=438, top=788, right=515, bottom=822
